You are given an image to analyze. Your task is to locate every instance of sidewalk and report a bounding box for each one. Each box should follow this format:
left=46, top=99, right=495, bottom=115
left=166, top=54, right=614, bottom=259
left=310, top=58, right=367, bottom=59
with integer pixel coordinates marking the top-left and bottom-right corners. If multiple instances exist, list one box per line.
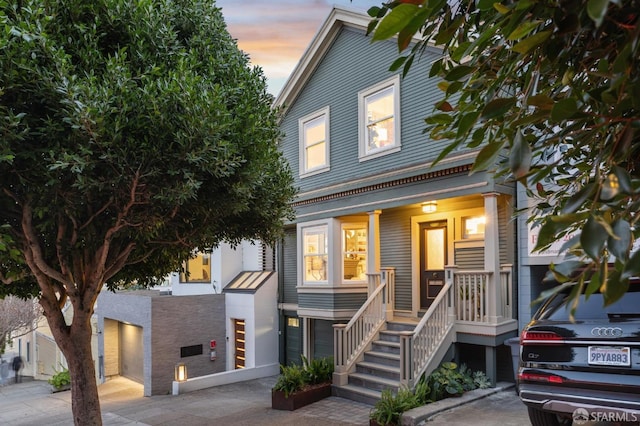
left=0, top=376, right=525, bottom=426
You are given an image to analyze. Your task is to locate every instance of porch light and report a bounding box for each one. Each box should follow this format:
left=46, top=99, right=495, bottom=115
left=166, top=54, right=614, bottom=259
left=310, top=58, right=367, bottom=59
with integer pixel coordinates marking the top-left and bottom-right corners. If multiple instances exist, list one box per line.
left=421, top=201, right=437, bottom=214
left=174, top=362, right=187, bottom=382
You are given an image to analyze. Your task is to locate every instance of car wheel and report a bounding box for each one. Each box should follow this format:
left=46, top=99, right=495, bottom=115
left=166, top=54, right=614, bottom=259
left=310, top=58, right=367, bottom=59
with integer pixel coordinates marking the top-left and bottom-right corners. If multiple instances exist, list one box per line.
left=527, top=407, right=571, bottom=426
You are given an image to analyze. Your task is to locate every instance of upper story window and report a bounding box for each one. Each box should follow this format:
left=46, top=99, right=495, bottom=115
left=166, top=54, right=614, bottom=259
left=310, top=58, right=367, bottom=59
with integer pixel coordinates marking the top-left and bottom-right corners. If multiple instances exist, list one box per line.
left=299, top=107, right=330, bottom=177
left=342, top=224, right=367, bottom=282
left=302, top=225, right=328, bottom=284
left=179, top=251, right=211, bottom=283
left=358, top=75, right=401, bottom=161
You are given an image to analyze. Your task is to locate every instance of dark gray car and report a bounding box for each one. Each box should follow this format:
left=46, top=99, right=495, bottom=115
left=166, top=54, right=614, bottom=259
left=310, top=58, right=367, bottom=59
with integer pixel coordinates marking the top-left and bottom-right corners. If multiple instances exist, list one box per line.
left=518, top=282, right=640, bottom=426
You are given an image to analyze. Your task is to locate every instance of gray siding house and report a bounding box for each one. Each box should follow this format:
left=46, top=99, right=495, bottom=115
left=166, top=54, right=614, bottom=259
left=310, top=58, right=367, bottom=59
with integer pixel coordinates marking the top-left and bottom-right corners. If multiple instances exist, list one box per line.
left=275, top=6, right=519, bottom=404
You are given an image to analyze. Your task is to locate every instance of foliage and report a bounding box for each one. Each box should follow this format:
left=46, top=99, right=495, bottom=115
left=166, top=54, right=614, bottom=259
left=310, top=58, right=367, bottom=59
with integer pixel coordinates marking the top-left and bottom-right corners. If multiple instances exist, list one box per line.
left=411, top=375, right=432, bottom=405
left=368, top=0, right=640, bottom=313
left=370, top=362, right=488, bottom=424
left=370, top=387, right=419, bottom=426
left=48, top=367, right=71, bottom=389
left=1, top=0, right=295, bottom=422
left=426, top=362, right=477, bottom=401
left=301, top=354, right=334, bottom=385
left=273, top=356, right=334, bottom=397
left=473, top=370, right=492, bottom=390
left=273, top=363, right=306, bottom=398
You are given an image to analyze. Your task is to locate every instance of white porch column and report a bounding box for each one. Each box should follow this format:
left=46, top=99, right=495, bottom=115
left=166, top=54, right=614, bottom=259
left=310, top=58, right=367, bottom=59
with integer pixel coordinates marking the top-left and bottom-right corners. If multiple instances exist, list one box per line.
left=367, top=210, right=382, bottom=275
left=483, top=192, right=503, bottom=323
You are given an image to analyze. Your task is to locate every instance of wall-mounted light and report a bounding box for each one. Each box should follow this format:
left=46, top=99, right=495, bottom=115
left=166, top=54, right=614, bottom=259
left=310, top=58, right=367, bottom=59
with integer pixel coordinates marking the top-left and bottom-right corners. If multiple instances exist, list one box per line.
left=421, top=201, right=437, bottom=214
left=174, top=362, right=187, bottom=382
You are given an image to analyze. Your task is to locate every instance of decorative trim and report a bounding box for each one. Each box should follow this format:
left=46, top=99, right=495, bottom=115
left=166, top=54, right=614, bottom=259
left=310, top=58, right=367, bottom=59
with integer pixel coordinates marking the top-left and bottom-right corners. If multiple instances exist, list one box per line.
left=293, top=164, right=472, bottom=208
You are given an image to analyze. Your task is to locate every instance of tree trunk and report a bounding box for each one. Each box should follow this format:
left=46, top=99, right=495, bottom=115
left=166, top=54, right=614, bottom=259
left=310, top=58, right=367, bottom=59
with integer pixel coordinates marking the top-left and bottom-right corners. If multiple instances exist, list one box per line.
left=43, top=301, right=102, bottom=426
left=66, top=328, right=102, bottom=426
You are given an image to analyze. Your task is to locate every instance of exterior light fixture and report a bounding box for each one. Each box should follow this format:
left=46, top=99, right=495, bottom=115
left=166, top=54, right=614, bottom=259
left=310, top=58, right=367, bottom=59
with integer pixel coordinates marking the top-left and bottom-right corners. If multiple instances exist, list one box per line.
left=175, top=362, right=187, bottom=382
left=421, top=201, right=437, bottom=214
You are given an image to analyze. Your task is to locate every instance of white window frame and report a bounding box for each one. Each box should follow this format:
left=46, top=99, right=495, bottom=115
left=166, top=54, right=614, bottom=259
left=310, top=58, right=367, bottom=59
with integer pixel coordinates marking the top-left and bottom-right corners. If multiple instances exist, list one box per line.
left=299, top=223, right=329, bottom=285
left=341, top=223, right=368, bottom=284
left=358, top=75, right=401, bottom=161
left=299, top=106, right=330, bottom=177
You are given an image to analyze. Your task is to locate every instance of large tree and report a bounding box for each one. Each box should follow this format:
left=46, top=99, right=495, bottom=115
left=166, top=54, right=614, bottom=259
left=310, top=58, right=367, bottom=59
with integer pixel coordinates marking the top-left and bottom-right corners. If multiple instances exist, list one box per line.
left=0, top=0, right=294, bottom=424
left=368, top=0, right=640, bottom=310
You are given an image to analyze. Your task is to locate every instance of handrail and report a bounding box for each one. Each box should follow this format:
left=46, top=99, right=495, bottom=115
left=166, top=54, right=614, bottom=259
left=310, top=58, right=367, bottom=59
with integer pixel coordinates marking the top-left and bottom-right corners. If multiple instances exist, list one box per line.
left=400, top=280, right=455, bottom=387
left=334, top=273, right=387, bottom=374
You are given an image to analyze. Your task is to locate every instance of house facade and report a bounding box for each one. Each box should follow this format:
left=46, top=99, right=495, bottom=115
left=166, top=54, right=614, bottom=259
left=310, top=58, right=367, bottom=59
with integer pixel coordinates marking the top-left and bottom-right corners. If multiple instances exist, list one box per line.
left=275, top=7, right=519, bottom=404
left=96, top=240, right=279, bottom=396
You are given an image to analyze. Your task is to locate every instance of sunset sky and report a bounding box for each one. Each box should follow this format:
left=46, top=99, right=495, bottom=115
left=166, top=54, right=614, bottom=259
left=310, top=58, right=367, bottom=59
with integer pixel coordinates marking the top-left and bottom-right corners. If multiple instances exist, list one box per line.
left=215, top=0, right=380, bottom=96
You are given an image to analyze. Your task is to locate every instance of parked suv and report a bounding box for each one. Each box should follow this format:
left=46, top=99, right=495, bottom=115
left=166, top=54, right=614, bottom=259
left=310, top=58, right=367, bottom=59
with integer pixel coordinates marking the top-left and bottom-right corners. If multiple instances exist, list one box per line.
left=518, top=281, right=640, bottom=426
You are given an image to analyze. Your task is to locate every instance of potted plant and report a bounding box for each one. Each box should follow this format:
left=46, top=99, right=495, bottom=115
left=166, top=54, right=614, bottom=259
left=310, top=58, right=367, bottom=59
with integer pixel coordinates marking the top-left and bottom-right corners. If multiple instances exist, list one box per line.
left=271, top=355, right=333, bottom=411
left=48, top=367, right=71, bottom=393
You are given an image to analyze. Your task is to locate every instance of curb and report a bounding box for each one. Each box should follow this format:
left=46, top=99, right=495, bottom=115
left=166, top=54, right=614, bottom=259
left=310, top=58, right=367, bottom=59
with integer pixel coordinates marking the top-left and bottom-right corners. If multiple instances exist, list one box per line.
left=401, top=382, right=516, bottom=426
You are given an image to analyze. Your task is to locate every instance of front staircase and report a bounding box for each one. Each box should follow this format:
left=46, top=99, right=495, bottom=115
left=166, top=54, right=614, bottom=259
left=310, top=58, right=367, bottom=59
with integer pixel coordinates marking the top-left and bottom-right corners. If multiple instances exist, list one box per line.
left=333, top=321, right=416, bottom=405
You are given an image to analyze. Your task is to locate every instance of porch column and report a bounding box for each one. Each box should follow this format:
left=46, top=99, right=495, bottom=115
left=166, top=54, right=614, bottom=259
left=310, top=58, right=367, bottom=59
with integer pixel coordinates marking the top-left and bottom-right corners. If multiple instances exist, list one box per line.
left=483, top=192, right=503, bottom=323
left=367, top=210, right=381, bottom=275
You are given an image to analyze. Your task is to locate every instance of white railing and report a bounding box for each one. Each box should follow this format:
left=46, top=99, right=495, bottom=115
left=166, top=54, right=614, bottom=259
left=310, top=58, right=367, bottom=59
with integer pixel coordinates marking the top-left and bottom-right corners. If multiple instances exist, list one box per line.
left=399, top=280, right=455, bottom=387
left=500, top=264, right=513, bottom=320
left=333, top=271, right=390, bottom=374
left=453, top=265, right=514, bottom=322
left=454, top=270, right=489, bottom=322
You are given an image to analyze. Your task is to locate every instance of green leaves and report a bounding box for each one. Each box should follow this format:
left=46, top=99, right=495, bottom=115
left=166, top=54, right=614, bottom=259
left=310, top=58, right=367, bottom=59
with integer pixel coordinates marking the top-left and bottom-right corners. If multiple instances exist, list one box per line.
left=367, top=0, right=640, bottom=310
left=372, top=4, right=419, bottom=43
left=587, top=0, right=609, bottom=27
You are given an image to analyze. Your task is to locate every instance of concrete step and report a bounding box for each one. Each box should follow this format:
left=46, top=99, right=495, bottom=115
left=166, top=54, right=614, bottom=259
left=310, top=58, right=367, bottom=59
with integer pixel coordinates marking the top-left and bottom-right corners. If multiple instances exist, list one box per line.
left=371, top=339, right=400, bottom=355
left=363, top=350, right=400, bottom=367
left=348, top=372, right=399, bottom=393
left=332, top=383, right=381, bottom=406
left=356, top=361, right=400, bottom=381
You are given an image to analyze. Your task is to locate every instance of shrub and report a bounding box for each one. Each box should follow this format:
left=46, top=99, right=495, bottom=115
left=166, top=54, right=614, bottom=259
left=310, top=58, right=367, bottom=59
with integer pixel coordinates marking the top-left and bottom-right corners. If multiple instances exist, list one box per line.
left=370, top=388, right=418, bottom=426
left=273, top=364, right=305, bottom=397
left=301, top=355, right=333, bottom=385
left=427, top=362, right=476, bottom=401
left=273, top=355, right=334, bottom=397
left=48, top=367, right=71, bottom=389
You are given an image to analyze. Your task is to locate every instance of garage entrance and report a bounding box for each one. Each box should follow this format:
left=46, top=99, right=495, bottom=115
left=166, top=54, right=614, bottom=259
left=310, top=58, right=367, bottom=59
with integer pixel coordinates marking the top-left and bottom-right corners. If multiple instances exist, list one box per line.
left=119, top=323, right=143, bottom=383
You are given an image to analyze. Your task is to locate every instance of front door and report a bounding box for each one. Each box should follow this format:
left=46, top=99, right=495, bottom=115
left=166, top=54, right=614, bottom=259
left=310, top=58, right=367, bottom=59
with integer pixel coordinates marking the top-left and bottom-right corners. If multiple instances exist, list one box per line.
left=233, top=319, right=246, bottom=369
left=419, top=221, right=447, bottom=309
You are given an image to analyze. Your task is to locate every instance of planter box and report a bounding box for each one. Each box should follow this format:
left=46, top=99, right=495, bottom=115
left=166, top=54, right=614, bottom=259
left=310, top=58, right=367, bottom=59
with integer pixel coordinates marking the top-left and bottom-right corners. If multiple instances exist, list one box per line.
left=51, top=384, right=71, bottom=393
left=271, top=382, right=332, bottom=411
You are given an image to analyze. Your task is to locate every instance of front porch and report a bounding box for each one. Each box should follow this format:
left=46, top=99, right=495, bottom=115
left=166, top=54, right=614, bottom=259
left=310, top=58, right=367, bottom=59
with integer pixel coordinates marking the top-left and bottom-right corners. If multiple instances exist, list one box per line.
left=332, top=265, right=517, bottom=403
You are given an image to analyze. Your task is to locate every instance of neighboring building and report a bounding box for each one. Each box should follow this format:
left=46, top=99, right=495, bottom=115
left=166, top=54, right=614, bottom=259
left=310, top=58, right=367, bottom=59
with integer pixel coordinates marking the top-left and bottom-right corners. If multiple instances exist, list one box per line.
left=274, top=6, right=519, bottom=404
left=3, top=304, right=99, bottom=384
left=96, top=240, right=279, bottom=396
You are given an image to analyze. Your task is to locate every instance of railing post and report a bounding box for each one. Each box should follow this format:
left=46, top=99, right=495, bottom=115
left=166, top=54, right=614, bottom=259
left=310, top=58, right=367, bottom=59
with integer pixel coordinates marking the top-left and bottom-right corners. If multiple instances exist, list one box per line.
left=445, top=265, right=458, bottom=319
left=333, top=323, right=348, bottom=385
left=482, top=192, right=503, bottom=324
left=367, top=273, right=380, bottom=296
left=382, top=267, right=396, bottom=321
left=399, top=331, right=413, bottom=388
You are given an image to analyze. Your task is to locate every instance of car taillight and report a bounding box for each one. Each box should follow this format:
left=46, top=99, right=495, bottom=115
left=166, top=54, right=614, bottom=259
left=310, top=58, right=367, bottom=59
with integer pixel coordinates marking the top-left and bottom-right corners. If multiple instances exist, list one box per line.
left=521, top=330, right=563, bottom=344
left=519, top=372, right=564, bottom=384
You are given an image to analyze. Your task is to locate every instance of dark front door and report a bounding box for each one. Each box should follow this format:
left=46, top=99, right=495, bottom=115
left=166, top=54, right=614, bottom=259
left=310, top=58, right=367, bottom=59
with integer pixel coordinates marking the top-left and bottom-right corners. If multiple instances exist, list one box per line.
left=419, top=221, right=447, bottom=309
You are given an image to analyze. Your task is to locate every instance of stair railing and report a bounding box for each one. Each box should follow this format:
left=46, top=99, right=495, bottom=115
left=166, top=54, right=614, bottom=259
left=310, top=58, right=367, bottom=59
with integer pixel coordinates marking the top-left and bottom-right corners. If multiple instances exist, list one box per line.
left=399, top=279, right=455, bottom=388
left=333, top=271, right=390, bottom=382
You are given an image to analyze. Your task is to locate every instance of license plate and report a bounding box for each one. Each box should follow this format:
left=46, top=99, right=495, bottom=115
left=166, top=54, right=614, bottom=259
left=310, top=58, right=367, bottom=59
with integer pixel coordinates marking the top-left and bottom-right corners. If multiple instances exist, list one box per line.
left=588, top=346, right=631, bottom=366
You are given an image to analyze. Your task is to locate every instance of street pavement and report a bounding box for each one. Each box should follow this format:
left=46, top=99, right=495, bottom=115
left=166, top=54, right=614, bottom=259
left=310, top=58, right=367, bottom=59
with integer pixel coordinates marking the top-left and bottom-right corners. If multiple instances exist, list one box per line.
left=0, top=374, right=625, bottom=426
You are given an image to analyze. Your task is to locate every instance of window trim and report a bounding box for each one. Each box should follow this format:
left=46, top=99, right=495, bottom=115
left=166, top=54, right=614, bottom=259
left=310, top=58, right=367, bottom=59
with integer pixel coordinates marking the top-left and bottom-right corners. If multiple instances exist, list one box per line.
left=299, top=106, right=330, bottom=177
left=299, top=223, right=329, bottom=286
left=341, top=223, right=368, bottom=284
left=358, top=75, right=401, bottom=161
